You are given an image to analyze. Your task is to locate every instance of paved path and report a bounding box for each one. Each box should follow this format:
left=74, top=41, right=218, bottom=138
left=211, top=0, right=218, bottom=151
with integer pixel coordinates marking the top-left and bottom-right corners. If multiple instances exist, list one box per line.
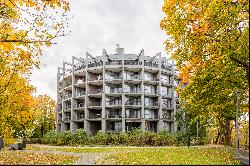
left=24, top=149, right=113, bottom=165
left=239, top=149, right=249, bottom=165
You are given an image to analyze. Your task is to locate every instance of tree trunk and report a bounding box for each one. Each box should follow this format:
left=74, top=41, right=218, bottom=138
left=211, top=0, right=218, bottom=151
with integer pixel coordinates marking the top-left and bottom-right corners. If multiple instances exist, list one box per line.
left=225, top=119, right=232, bottom=146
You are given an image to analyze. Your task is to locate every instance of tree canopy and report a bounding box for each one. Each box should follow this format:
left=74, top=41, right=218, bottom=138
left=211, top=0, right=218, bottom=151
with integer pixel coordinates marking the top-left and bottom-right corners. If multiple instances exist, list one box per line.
left=161, top=0, right=249, bottom=145
left=0, top=0, right=70, bottom=143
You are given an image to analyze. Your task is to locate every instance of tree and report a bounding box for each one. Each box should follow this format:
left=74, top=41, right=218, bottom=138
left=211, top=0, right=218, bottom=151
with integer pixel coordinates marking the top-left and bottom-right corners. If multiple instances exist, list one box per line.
left=25, top=95, right=56, bottom=138
left=160, top=0, right=249, bottom=145
left=0, top=0, right=70, bottom=143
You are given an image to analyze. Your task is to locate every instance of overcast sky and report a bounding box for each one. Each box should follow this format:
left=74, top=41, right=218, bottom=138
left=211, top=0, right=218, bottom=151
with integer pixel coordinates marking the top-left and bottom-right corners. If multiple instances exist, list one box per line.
left=30, top=0, right=169, bottom=100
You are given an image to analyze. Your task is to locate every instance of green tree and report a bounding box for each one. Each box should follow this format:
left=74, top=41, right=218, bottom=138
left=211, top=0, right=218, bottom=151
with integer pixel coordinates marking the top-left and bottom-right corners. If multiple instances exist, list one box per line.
left=160, top=0, right=249, bottom=145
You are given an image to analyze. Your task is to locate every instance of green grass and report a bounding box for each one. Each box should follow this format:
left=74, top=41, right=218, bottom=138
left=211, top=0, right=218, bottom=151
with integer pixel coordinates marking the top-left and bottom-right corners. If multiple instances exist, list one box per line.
left=96, top=147, right=241, bottom=165
left=25, top=145, right=241, bottom=165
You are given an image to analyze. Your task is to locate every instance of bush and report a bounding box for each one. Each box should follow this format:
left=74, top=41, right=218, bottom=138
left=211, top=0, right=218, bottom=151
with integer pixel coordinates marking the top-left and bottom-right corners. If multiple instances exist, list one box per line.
left=57, top=131, right=73, bottom=146
left=152, top=130, right=176, bottom=146
left=118, top=132, right=129, bottom=145
left=72, top=129, right=89, bottom=145
left=42, top=130, right=58, bottom=145
left=107, top=133, right=119, bottom=145
left=127, top=129, right=142, bottom=146
left=92, top=130, right=107, bottom=145
left=41, top=129, right=202, bottom=147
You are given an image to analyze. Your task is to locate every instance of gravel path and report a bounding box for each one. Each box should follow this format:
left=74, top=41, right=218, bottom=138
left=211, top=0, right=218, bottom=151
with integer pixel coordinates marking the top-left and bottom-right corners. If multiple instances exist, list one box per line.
left=24, top=147, right=116, bottom=165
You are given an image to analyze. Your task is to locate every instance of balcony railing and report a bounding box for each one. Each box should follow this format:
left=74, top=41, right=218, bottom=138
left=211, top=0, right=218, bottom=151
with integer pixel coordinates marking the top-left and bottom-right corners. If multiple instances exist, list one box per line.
left=75, top=91, right=86, bottom=97
left=88, top=89, right=102, bottom=94
left=125, top=75, right=141, bottom=80
left=162, top=114, right=173, bottom=120
left=125, top=100, right=141, bottom=106
left=64, top=116, right=71, bottom=121
left=88, top=61, right=103, bottom=68
left=124, top=61, right=142, bottom=65
left=73, top=114, right=85, bottom=120
left=75, top=79, right=86, bottom=84
left=89, top=113, right=102, bottom=119
left=126, top=113, right=141, bottom=118
left=109, top=88, right=122, bottom=93
left=75, top=65, right=86, bottom=71
left=162, top=105, right=173, bottom=109
left=144, top=62, right=159, bottom=68
left=73, top=103, right=84, bottom=109
left=64, top=105, right=71, bottom=110
left=65, top=81, right=72, bottom=87
left=106, top=114, right=122, bottom=118
left=144, top=90, right=158, bottom=94
left=88, top=75, right=103, bottom=81
left=145, top=102, right=159, bottom=107
left=126, top=89, right=141, bottom=93
left=162, top=93, right=172, bottom=98
left=105, top=75, right=122, bottom=80
left=161, top=64, right=171, bottom=70
left=106, top=100, right=122, bottom=106
left=106, top=61, right=122, bottom=65
left=88, top=102, right=101, bottom=107
left=64, top=94, right=72, bottom=100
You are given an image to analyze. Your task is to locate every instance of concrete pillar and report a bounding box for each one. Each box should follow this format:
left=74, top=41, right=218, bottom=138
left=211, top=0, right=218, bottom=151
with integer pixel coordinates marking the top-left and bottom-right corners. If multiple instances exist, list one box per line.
left=158, top=53, right=163, bottom=132
left=141, top=56, right=145, bottom=131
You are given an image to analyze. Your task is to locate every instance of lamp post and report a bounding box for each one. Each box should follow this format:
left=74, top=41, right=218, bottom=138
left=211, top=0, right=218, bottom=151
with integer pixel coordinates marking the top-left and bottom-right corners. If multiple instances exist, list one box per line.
left=235, top=90, right=240, bottom=159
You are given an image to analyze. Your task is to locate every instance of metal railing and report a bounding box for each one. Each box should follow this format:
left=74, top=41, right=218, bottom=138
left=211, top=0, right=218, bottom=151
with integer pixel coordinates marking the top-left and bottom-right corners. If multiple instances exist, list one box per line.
left=126, top=114, right=141, bottom=118
left=125, top=75, right=141, bottom=80
left=64, top=94, right=72, bottom=100
left=88, top=89, right=102, bottom=94
left=105, top=61, right=122, bottom=65
left=89, top=113, right=102, bottom=119
left=88, top=61, right=103, bottom=68
left=162, top=114, right=174, bottom=120
left=88, top=102, right=101, bottom=107
left=106, top=100, right=122, bottom=106
left=161, top=64, right=171, bottom=70
left=73, top=103, right=84, bottom=109
left=75, top=91, right=86, bottom=97
left=125, top=100, right=141, bottom=106
left=124, top=61, right=142, bottom=65
left=105, top=75, right=123, bottom=80
left=88, top=75, right=103, bottom=81
left=75, top=79, right=86, bottom=84
left=145, top=102, right=159, bottom=107
left=106, top=114, right=122, bottom=118
left=74, top=114, right=85, bottom=120
left=75, top=65, right=86, bottom=71
left=144, top=62, right=159, bottom=68
left=64, top=116, right=71, bottom=121
left=63, top=105, right=71, bottom=110
left=109, top=88, right=123, bottom=93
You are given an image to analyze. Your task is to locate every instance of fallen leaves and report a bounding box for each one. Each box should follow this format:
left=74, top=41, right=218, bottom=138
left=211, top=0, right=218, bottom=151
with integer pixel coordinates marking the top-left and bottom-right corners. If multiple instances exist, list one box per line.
left=0, top=150, right=78, bottom=165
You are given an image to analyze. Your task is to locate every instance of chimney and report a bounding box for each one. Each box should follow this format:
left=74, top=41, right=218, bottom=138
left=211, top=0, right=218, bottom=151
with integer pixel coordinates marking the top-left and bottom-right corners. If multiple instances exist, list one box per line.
left=115, top=44, right=124, bottom=54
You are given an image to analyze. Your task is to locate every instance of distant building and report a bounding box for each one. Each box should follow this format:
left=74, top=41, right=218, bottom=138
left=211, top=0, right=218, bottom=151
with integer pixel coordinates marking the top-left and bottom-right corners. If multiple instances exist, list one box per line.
left=56, top=45, right=181, bottom=134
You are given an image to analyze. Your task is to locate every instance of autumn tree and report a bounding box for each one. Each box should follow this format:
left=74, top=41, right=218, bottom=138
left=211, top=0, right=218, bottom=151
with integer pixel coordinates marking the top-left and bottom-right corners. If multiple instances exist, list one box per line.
left=24, top=95, right=56, bottom=138
left=160, top=0, right=249, bottom=146
left=0, top=0, right=70, bottom=143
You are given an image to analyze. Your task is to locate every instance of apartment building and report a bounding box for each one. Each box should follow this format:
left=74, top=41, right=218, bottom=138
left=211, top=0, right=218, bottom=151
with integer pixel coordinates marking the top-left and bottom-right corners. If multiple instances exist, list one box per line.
left=56, top=45, right=181, bottom=134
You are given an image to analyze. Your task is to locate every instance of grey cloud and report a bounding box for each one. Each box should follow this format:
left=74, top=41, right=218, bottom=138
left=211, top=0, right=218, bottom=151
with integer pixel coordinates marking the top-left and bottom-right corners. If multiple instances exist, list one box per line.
left=31, top=0, right=169, bottom=100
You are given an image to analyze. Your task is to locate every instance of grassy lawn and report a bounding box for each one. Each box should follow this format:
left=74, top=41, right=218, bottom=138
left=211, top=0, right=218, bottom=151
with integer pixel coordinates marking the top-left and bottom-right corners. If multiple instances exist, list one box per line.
left=0, top=148, right=78, bottom=165
left=24, top=145, right=241, bottom=165
left=96, top=147, right=241, bottom=165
